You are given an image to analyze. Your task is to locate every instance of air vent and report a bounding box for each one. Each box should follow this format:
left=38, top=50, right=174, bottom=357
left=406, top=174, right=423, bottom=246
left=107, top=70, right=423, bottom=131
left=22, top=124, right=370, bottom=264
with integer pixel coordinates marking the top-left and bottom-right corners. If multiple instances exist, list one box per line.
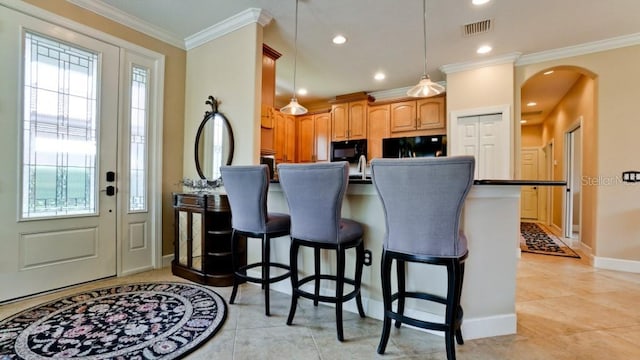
left=462, top=19, right=492, bottom=36
left=521, top=111, right=543, bottom=116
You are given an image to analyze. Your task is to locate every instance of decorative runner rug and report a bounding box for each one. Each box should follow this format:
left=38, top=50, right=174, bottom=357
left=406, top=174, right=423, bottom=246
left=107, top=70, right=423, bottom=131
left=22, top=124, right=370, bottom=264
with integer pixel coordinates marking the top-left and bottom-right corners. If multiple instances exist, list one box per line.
left=0, top=282, right=226, bottom=359
left=520, top=222, right=580, bottom=258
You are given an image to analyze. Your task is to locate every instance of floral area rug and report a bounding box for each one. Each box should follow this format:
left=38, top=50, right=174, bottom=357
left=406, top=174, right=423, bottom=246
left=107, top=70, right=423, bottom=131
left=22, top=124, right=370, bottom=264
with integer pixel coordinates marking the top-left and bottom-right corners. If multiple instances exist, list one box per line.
left=0, top=282, right=226, bottom=359
left=520, top=222, right=580, bottom=258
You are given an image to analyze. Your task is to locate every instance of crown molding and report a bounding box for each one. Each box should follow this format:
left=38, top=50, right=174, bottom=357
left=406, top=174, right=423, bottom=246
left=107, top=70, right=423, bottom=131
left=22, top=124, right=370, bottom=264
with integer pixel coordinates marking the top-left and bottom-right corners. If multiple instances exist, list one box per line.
left=440, top=52, right=522, bottom=75
left=184, top=8, right=273, bottom=50
left=67, top=0, right=185, bottom=49
left=516, top=32, right=640, bottom=66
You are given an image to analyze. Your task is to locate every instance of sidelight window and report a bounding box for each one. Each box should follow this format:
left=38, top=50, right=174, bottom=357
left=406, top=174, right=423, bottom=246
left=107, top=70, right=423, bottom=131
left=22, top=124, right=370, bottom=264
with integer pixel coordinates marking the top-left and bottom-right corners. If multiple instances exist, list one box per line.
left=128, top=65, right=149, bottom=212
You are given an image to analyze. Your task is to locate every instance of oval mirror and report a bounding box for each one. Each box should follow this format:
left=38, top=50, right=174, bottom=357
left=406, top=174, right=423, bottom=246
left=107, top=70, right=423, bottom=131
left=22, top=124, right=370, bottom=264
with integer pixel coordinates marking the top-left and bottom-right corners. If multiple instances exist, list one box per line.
left=194, top=96, right=235, bottom=184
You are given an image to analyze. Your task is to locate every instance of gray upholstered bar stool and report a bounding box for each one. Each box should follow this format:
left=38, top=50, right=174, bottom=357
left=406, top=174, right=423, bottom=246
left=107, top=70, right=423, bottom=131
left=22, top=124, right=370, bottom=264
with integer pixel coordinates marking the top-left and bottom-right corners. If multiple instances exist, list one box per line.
left=220, top=165, right=291, bottom=316
left=277, top=161, right=366, bottom=341
left=370, top=156, right=475, bottom=360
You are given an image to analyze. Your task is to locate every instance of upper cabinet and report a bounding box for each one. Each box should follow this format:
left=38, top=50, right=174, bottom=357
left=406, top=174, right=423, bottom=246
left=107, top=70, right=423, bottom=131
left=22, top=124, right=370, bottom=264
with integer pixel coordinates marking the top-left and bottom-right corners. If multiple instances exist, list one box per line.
left=390, top=95, right=445, bottom=134
left=274, top=112, right=296, bottom=163
left=367, top=104, right=390, bottom=161
left=297, top=112, right=331, bottom=163
left=332, top=99, right=368, bottom=141
left=260, top=45, right=281, bottom=154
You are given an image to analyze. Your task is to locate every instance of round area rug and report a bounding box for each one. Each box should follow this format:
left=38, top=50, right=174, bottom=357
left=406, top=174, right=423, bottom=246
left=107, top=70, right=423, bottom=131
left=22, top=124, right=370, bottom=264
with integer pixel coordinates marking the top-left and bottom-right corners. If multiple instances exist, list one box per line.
left=0, top=282, right=226, bottom=359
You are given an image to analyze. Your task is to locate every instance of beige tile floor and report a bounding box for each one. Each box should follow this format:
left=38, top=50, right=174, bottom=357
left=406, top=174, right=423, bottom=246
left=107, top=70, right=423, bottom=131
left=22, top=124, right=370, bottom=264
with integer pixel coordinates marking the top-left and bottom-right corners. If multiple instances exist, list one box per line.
left=2, top=251, right=639, bottom=359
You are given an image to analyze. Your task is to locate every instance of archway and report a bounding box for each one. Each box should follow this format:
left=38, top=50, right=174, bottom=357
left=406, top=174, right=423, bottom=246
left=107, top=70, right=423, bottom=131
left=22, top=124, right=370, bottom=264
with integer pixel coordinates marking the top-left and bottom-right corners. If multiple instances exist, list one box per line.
left=519, top=65, right=597, bottom=252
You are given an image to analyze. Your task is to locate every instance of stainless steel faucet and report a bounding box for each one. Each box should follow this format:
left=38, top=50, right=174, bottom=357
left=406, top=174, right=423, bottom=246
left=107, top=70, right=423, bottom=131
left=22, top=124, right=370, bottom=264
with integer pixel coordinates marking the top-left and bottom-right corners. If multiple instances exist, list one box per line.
left=357, top=155, right=367, bottom=179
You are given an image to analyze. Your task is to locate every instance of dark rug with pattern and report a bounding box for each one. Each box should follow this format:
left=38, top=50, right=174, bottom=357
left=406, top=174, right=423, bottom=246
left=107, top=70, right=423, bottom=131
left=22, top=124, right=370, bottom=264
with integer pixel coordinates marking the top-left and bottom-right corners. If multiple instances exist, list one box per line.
left=0, top=282, right=226, bottom=359
left=520, top=222, right=580, bottom=258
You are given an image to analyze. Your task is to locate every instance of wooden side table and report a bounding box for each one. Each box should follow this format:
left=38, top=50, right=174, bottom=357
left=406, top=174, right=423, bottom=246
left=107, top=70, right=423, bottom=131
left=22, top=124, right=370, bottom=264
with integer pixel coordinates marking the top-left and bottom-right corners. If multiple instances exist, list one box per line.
left=172, top=192, right=246, bottom=286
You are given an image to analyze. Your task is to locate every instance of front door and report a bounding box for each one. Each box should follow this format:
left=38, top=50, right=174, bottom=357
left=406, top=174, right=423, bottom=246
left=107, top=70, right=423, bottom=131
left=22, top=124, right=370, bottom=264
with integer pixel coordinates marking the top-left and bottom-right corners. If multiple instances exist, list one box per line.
left=0, top=6, right=119, bottom=301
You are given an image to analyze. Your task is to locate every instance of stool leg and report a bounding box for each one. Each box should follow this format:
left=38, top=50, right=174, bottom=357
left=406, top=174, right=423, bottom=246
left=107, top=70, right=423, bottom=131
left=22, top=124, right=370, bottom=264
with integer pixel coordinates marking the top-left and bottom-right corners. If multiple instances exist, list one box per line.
left=354, top=240, right=366, bottom=318
left=455, top=260, right=465, bottom=345
left=286, top=240, right=300, bottom=326
left=229, top=229, right=239, bottom=304
left=377, top=250, right=393, bottom=354
left=445, top=259, right=460, bottom=360
left=335, top=245, right=346, bottom=342
left=263, top=234, right=271, bottom=316
left=395, top=259, right=406, bottom=328
left=313, top=247, right=320, bottom=306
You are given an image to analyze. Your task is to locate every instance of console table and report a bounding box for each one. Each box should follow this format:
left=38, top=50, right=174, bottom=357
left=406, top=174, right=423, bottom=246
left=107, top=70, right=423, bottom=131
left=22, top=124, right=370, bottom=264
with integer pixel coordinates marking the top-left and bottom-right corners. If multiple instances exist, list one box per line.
left=172, top=192, right=245, bottom=286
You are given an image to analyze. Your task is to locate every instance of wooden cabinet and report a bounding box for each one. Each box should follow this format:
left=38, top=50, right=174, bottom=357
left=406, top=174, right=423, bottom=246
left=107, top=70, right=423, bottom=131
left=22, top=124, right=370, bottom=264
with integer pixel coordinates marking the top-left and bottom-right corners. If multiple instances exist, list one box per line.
left=297, top=115, right=314, bottom=163
left=367, top=104, right=390, bottom=161
left=297, top=112, right=332, bottom=163
left=260, top=44, right=281, bottom=154
left=390, top=96, right=445, bottom=134
left=172, top=193, right=245, bottom=287
left=314, top=112, right=331, bottom=162
left=331, top=99, right=367, bottom=141
left=274, top=112, right=296, bottom=163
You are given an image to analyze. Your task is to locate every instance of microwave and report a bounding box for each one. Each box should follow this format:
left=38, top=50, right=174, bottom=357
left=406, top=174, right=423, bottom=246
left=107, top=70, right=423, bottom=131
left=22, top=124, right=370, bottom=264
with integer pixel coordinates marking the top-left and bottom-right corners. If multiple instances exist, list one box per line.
left=331, top=139, right=367, bottom=163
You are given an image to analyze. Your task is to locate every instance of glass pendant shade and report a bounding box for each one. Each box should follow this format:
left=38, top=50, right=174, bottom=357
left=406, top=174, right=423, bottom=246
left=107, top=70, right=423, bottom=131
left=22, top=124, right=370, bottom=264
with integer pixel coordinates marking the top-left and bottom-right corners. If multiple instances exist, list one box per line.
left=407, top=0, right=444, bottom=98
left=281, top=0, right=308, bottom=115
left=280, top=97, right=307, bottom=115
left=406, top=75, right=445, bottom=97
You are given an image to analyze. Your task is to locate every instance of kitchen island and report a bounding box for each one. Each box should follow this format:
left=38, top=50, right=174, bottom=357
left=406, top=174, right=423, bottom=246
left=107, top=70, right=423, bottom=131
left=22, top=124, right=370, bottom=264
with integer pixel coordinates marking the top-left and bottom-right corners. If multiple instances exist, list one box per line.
left=259, top=179, right=564, bottom=340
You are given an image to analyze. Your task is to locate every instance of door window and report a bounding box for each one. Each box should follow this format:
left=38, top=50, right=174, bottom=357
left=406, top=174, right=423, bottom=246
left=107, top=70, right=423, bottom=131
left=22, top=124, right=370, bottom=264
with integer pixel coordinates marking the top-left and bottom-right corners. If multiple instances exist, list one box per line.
left=22, top=32, right=99, bottom=219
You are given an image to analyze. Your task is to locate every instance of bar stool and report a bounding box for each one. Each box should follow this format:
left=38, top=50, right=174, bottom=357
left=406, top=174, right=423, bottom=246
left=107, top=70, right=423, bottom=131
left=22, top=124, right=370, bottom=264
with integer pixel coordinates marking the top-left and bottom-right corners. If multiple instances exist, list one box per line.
left=220, top=165, right=291, bottom=316
left=370, top=156, right=475, bottom=360
left=277, top=161, right=366, bottom=341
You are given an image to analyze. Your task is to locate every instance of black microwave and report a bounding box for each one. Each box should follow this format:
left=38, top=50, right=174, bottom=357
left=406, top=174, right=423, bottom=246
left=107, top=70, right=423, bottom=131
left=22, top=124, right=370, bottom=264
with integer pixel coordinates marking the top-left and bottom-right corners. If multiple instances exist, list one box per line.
left=331, top=139, right=367, bottom=163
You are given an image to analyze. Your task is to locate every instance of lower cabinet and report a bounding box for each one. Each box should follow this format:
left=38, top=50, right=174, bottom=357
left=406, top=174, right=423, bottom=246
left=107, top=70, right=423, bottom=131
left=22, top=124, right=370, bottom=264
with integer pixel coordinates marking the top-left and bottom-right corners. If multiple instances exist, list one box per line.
left=172, top=192, right=246, bottom=286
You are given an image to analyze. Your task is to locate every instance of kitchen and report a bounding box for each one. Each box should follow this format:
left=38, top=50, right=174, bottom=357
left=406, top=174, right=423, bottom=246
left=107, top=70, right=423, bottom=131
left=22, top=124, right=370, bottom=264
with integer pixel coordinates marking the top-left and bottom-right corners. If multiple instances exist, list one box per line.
left=2, top=0, right=640, bottom=357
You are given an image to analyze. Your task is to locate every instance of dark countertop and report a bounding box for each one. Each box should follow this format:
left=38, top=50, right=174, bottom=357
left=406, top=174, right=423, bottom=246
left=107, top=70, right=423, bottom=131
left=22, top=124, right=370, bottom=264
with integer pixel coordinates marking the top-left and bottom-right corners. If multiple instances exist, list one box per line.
left=272, top=177, right=566, bottom=186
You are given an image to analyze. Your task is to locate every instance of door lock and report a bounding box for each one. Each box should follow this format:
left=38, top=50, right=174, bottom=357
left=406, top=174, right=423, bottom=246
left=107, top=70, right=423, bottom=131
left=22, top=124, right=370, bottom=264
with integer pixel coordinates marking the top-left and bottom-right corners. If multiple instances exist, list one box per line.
left=101, top=186, right=116, bottom=196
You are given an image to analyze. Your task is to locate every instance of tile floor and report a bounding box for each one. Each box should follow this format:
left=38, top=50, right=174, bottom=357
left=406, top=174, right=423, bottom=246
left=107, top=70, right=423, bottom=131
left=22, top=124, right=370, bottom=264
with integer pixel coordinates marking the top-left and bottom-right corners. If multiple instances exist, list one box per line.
left=2, top=251, right=639, bottom=359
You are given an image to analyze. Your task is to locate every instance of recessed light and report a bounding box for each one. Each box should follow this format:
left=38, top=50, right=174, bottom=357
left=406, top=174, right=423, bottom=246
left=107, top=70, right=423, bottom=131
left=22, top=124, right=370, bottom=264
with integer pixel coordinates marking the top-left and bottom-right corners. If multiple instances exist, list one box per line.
left=544, top=70, right=554, bottom=75
left=374, top=72, right=385, bottom=81
left=520, top=119, right=528, bottom=124
left=477, top=45, right=492, bottom=54
left=332, top=35, right=347, bottom=45
left=527, top=102, right=537, bottom=107
left=297, top=88, right=308, bottom=96
left=472, top=0, right=491, bottom=5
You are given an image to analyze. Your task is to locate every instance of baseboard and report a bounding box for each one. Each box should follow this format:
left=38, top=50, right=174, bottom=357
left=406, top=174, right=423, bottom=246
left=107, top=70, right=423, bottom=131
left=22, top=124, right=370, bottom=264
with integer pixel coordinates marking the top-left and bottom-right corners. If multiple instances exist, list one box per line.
left=364, top=298, right=516, bottom=340
left=248, top=270, right=516, bottom=339
left=162, top=254, right=174, bottom=268
left=594, top=256, right=640, bottom=273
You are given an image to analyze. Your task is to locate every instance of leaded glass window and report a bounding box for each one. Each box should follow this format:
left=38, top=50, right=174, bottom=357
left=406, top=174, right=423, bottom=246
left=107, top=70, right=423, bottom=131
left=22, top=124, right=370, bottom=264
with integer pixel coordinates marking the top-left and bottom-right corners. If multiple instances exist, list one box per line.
left=22, top=32, right=98, bottom=218
left=129, top=65, right=148, bottom=212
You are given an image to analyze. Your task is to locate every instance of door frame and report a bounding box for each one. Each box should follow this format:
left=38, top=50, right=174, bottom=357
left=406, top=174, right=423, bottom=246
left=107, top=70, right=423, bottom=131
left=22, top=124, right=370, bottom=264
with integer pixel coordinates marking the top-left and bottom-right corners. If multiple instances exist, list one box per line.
left=563, top=118, right=583, bottom=242
left=4, top=0, right=165, bottom=276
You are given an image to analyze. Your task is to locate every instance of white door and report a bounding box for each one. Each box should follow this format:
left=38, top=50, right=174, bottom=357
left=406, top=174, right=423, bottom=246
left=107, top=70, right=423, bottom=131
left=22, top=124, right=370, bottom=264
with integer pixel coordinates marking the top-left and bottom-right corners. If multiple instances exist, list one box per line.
left=0, top=6, right=119, bottom=301
left=455, top=113, right=507, bottom=179
left=520, top=149, right=539, bottom=219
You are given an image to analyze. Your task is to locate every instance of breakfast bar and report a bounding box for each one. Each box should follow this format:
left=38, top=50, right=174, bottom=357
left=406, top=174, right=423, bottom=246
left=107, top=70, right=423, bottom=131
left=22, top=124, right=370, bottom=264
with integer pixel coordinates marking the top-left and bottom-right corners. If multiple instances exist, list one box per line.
left=258, top=179, right=563, bottom=339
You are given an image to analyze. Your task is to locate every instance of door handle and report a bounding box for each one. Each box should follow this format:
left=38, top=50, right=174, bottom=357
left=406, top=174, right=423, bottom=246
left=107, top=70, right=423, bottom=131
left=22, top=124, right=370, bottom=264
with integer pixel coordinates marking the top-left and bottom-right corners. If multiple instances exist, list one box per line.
left=101, top=186, right=116, bottom=196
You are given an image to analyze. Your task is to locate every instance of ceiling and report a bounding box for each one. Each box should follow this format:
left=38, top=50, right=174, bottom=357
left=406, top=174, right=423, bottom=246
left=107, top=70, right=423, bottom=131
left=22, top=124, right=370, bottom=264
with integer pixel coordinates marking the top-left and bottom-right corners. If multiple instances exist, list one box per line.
left=79, top=0, right=640, bottom=123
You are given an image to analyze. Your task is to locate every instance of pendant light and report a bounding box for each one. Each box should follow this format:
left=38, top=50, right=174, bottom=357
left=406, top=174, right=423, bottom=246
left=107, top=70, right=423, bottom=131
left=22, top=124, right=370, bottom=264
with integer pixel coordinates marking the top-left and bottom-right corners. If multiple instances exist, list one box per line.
left=406, top=0, right=445, bottom=98
left=281, top=0, right=308, bottom=115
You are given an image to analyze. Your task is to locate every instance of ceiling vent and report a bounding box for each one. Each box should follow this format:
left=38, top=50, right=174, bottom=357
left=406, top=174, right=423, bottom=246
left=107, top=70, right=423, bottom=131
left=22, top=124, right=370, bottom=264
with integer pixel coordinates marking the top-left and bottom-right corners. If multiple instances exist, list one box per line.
left=462, top=19, right=492, bottom=37
left=521, top=110, right=543, bottom=116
